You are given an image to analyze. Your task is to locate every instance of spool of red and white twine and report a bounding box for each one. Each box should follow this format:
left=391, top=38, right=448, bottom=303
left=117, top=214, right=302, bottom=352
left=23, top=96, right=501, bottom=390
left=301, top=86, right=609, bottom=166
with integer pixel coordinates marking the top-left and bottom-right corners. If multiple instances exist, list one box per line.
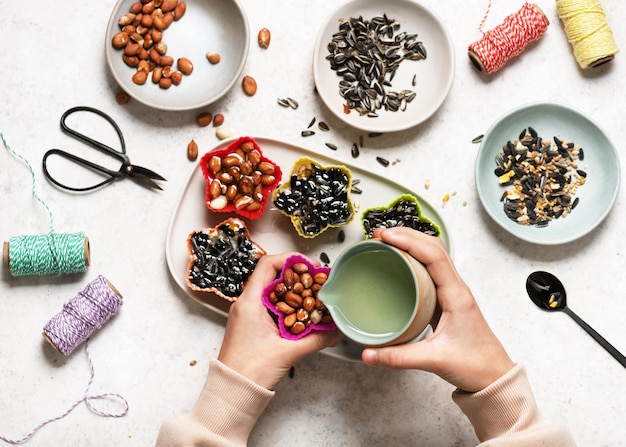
left=468, top=2, right=549, bottom=74
left=0, top=275, right=127, bottom=445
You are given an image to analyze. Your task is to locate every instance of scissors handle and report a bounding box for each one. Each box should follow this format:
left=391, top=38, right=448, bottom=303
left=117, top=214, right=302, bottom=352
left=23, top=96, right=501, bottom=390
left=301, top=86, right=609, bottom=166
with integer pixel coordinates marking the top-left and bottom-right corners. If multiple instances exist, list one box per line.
left=42, top=148, right=122, bottom=192
left=61, top=106, right=128, bottom=163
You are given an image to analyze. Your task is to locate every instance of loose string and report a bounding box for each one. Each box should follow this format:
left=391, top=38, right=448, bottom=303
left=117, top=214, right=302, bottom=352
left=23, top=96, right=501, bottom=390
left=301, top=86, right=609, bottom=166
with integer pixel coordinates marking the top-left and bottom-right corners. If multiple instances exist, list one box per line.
left=0, top=276, right=128, bottom=444
left=1, top=132, right=55, bottom=232
left=556, top=0, right=619, bottom=68
left=0, top=339, right=129, bottom=445
left=469, top=2, right=549, bottom=74
left=1, top=132, right=89, bottom=276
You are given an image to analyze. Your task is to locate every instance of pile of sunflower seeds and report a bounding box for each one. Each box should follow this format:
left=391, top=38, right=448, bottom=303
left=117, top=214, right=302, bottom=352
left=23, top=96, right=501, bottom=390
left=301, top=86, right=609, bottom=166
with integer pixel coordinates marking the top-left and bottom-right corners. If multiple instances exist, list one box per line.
left=187, top=222, right=263, bottom=297
left=362, top=198, right=440, bottom=237
left=495, top=127, right=587, bottom=227
left=326, top=14, right=426, bottom=117
left=273, top=162, right=353, bottom=236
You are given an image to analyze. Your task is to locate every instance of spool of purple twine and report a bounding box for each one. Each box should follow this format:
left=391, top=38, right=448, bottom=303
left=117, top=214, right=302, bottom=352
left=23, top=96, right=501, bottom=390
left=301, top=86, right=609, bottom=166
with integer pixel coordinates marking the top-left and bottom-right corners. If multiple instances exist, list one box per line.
left=43, top=275, right=123, bottom=355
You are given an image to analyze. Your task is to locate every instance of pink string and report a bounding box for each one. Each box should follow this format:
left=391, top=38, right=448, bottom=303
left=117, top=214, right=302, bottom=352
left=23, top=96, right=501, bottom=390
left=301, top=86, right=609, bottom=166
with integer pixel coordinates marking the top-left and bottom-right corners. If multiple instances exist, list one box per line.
left=469, top=2, right=549, bottom=74
left=0, top=276, right=128, bottom=444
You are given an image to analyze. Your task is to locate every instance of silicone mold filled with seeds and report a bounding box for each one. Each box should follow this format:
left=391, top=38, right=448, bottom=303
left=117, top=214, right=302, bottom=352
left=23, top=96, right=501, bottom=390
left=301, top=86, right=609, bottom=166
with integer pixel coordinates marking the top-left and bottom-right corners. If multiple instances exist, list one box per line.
left=272, top=157, right=355, bottom=238
left=186, top=218, right=266, bottom=301
left=495, top=127, right=587, bottom=226
left=200, top=136, right=282, bottom=220
left=262, top=254, right=336, bottom=340
left=361, top=194, right=440, bottom=238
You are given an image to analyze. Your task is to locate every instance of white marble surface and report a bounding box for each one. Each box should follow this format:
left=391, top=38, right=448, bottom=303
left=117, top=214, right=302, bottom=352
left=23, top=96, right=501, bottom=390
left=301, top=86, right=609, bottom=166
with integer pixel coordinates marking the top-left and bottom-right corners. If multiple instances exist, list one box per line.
left=1, top=0, right=626, bottom=445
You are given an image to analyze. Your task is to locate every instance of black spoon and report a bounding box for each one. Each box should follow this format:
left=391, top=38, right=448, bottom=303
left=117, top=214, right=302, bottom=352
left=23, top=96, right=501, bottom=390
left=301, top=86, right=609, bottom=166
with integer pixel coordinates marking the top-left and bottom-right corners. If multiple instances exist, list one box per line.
left=526, top=271, right=626, bottom=368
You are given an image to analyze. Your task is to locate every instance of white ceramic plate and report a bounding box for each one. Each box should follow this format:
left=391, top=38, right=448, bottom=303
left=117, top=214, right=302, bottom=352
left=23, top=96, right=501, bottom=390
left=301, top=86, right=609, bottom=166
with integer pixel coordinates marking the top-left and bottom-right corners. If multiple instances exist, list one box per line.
left=475, top=102, right=620, bottom=245
left=105, top=0, right=249, bottom=111
left=312, top=0, right=455, bottom=133
left=165, top=137, right=451, bottom=361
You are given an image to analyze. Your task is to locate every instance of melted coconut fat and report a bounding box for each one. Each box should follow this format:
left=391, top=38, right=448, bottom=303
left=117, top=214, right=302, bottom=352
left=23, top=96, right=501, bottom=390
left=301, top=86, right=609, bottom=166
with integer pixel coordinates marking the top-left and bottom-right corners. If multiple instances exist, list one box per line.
left=328, top=250, right=415, bottom=336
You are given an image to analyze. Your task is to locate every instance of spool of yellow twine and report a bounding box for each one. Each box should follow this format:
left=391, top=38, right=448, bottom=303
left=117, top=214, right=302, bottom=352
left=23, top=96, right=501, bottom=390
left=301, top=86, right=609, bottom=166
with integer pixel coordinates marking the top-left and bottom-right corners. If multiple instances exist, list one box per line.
left=556, top=0, right=619, bottom=68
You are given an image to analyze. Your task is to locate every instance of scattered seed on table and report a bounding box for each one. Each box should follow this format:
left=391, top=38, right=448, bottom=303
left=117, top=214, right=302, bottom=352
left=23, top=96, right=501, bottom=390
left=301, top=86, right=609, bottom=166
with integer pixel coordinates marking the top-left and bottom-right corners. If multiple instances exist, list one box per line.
left=351, top=186, right=362, bottom=194
left=318, top=121, right=330, bottom=131
left=351, top=143, right=360, bottom=158
left=359, top=135, right=364, bottom=147
left=301, top=130, right=315, bottom=137
left=277, top=98, right=290, bottom=108
left=472, top=134, right=484, bottom=144
left=441, top=194, right=450, bottom=208
left=376, top=156, right=390, bottom=167
left=286, top=97, right=299, bottom=109
left=369, top=132, right=383, bottom=138
left=289, top=366, right=295, bottom=379
left=325, top=142, right=338, bottom=150
left=579, top=148, right=585, bottom=160
left=307, top=117, right=316, bottom=128
left=412, top=74, right=417, bottom=87
left=320, top=252, right=331, bottom=264
left=338, top=229, right=346, bottom=243
left=424, top=178, right=431, bottom=189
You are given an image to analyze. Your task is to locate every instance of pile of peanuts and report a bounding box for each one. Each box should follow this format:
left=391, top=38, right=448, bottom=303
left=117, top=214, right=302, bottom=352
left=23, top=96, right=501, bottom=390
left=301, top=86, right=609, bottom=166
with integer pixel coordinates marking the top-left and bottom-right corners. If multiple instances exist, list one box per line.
left=266, top=262, right=333, bottom=335
left=206, top=141, right=277, bottom=213
left=111, top=0, right=190, bottom=88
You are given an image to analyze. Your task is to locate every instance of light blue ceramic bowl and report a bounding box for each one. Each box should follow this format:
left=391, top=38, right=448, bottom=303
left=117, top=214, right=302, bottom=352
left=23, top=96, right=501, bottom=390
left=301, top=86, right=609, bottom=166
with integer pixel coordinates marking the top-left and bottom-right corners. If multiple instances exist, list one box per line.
left=475, top=101, right=620, bottom=245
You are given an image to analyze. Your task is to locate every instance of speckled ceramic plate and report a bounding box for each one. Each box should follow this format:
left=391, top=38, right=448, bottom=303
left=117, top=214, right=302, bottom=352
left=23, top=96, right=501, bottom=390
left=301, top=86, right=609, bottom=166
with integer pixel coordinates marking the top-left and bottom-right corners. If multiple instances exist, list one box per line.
left=475, top=102, right=620, bottom=245
left=166, top=137, right=452, bottom=361
left=312, top=0, right=455, bottom=133
left=105, top=0, right=249, bottom=111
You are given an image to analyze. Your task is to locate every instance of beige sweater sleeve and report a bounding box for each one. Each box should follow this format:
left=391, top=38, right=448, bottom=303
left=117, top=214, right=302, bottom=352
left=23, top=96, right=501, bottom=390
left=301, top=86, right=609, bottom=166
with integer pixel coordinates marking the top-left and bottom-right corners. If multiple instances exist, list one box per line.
left=155, top=359, right=274, bottom=447
left=453, top=363, right=576, bottom=446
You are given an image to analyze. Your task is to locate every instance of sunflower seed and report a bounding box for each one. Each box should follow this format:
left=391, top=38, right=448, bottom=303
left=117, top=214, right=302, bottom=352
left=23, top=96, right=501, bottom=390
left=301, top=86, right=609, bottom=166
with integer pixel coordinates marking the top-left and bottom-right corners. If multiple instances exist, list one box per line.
left=376, top=156, right=390, bottom=167
left=472, top=134, right=484, bottom=144
left=277, top=98, right=290, bottom=107
left=287, top=97, right=299, bottom=109
left=301, top=130, right=315, bottom=137
left=320, top=252, right=331, bottom=264
left=325, top=142, right=338, bottom=150
left=351, top=143, right=360, bottom=158
left=326, top=15, right=426, bottom=117
left=338, top=229, right=346, bottom=242
left=318, top=121, right=330, bottom=132
left=308, top=117, right=316, bottom=128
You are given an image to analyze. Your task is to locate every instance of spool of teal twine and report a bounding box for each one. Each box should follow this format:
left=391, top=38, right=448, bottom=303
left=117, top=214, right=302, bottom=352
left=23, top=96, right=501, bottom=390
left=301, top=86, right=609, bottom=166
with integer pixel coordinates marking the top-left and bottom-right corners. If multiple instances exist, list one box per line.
left=3, top=232, right=90, bottom=276
left=1, top=132, right=91, bottom=276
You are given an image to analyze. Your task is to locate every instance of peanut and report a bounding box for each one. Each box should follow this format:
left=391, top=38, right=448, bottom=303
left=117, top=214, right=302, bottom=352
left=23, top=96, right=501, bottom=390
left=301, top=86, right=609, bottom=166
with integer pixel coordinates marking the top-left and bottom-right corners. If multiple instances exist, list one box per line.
left=187, top=139, right=198, bottom=161
left=195, top=112, right=212, bottom=127
left=269, top=261, right=333, bottom=335
left=258, top=28, right=271, bottom=48
left=212, top=114, right=224, bottom=127
left=242, top=75, right=257, bottom=96
left=115, top=91, right=131, bottom=105
left=206, top=52, right=221, bottom=65
left=112, top=0, right=193, bottom=90
left=177, top=57, right=193, bottom=75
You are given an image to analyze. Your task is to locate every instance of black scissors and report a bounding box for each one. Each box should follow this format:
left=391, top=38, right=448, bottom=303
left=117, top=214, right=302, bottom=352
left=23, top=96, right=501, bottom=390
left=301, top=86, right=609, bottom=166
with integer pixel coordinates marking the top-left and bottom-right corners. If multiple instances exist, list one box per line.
left=42, top=106, right=166, bottom=192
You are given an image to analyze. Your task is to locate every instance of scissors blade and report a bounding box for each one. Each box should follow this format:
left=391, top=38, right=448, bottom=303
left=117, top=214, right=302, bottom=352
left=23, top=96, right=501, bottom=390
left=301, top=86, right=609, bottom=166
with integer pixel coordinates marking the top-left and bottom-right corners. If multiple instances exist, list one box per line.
left=131, top=164, right=167, bottom=181
left=127, top=164, right=166, bottom=190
